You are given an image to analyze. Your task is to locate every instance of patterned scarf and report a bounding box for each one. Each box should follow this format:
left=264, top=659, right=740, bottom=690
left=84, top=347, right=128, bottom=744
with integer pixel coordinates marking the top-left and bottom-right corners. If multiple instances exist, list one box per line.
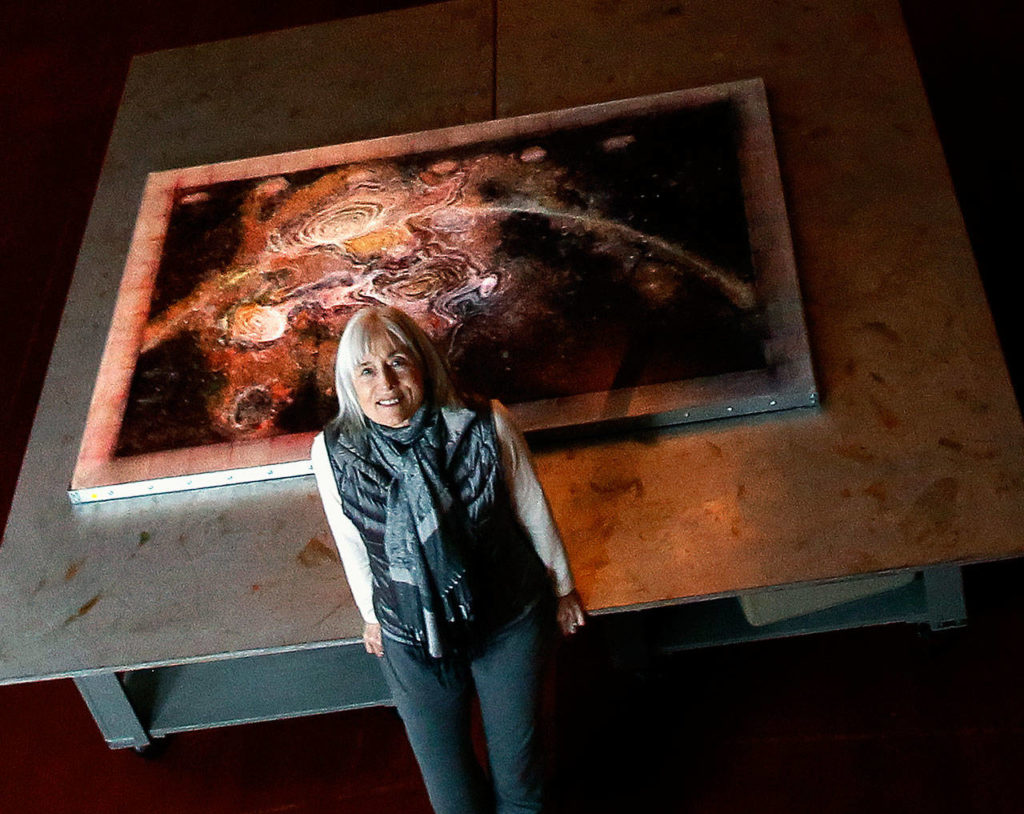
left=367, top=403, right=474, bottom=658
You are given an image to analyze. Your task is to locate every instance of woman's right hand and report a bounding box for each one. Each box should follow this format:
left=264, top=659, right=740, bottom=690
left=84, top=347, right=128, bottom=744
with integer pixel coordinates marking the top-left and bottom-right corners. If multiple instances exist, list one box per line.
left=363, top=622, right=383, bottom=657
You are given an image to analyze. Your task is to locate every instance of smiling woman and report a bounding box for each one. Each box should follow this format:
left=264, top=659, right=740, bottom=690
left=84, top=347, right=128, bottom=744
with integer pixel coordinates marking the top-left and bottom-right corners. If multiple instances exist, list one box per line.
left=330, top=307, right=457, bottom=433
left=351, top=339, right=425, bottom=427
left=309, top=305, right=585, bottom=814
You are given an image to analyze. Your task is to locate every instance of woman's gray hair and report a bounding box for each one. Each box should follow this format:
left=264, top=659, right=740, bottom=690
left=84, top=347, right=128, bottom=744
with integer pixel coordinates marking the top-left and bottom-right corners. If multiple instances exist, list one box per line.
left=332, top=305, right=462, bottom=435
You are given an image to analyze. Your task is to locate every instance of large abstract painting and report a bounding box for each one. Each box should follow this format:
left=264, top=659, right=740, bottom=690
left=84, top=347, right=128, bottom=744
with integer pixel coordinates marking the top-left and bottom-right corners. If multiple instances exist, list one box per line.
left=71, top=78, right=816, bottom=502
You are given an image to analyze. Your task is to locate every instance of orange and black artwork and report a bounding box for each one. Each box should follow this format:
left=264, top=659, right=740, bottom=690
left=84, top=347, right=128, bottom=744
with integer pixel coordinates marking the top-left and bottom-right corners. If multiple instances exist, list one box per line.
left=73, top=79, right=815, bottom=498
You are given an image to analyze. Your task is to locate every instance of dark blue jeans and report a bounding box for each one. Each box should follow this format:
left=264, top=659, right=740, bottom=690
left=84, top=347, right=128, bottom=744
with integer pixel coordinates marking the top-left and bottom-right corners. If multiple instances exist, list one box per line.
left=380, top=601, right=551, bottom=814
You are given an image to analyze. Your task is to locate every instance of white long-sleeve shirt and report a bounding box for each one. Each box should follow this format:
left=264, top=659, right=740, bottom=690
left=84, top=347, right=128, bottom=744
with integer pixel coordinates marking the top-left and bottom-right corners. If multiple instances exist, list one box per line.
left=311, top=401, right=575, bottom=624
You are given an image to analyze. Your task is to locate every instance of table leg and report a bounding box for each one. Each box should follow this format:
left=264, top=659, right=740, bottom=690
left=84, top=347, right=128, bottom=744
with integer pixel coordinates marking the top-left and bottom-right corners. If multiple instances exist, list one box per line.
left=922, top=565, right=968, bottom=631
left=73, top=672, right=151, bottom=750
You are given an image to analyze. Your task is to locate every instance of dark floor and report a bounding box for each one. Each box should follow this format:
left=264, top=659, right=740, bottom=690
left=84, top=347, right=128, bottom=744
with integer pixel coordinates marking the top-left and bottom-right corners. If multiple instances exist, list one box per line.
left=2, top=1, right=1023, bottom=812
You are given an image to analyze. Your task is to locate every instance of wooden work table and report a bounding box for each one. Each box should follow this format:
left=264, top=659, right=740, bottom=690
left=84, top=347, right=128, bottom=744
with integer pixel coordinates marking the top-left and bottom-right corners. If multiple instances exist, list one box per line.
left=2, top=0, right=1021, bottom=749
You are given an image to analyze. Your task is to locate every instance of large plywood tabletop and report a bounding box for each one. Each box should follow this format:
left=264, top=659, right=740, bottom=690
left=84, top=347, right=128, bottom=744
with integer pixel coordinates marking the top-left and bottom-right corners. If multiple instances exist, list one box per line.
left=0, top=1, right=496, bottom=683
left=2, top=0, right=1022, bottom=684
left=498, top=0, right=1024, bottom=609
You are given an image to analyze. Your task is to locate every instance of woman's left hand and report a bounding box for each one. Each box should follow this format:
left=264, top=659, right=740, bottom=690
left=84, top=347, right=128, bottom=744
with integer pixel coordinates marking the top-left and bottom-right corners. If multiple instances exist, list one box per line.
left=557, top=589, right=586, bottom=637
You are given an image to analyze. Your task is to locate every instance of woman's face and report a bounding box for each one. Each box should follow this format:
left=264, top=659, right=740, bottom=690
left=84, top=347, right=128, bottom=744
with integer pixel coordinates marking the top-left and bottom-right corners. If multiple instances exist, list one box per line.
left=351, top=332, right=425, bottom=428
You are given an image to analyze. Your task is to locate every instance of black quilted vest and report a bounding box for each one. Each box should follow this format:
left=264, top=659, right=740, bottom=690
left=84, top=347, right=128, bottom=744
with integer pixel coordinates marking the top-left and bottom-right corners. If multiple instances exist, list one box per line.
left=323, top=405, right=550, bottom=649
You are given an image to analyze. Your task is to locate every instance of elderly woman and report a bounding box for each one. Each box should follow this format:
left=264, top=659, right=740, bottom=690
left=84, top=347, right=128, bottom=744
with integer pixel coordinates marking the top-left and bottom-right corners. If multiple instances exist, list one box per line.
left=311, top=305, right=584, bottom=814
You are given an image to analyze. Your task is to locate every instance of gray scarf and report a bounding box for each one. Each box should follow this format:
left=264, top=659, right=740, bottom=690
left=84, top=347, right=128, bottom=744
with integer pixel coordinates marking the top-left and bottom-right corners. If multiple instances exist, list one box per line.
left=368, top=403, right=474, bottom=658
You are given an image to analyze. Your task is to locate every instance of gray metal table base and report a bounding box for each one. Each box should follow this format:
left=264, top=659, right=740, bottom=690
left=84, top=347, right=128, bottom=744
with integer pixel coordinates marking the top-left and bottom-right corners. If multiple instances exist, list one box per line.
left=75, top=642, right=392, bottom=750
left=604, top=565, right=966, bottom=670
left=74, top=566, right=966, bottom=750
left=74, top=673, right=152, bottom=750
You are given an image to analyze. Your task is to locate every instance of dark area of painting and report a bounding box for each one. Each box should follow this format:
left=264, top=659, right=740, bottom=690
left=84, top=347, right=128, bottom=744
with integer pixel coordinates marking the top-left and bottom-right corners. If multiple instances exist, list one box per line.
left=116, top=99, right=764, bottom=457
left=117, top=333, right=229, bottom=456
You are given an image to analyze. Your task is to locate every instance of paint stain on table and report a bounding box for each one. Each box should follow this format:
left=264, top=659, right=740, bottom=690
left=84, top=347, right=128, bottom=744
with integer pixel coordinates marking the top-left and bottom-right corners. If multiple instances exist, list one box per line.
left=64, top=559, right=86, bottom=582
left=63, top=594, right=102, bottom=626
left=297, top=537, right=339, bottom=567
